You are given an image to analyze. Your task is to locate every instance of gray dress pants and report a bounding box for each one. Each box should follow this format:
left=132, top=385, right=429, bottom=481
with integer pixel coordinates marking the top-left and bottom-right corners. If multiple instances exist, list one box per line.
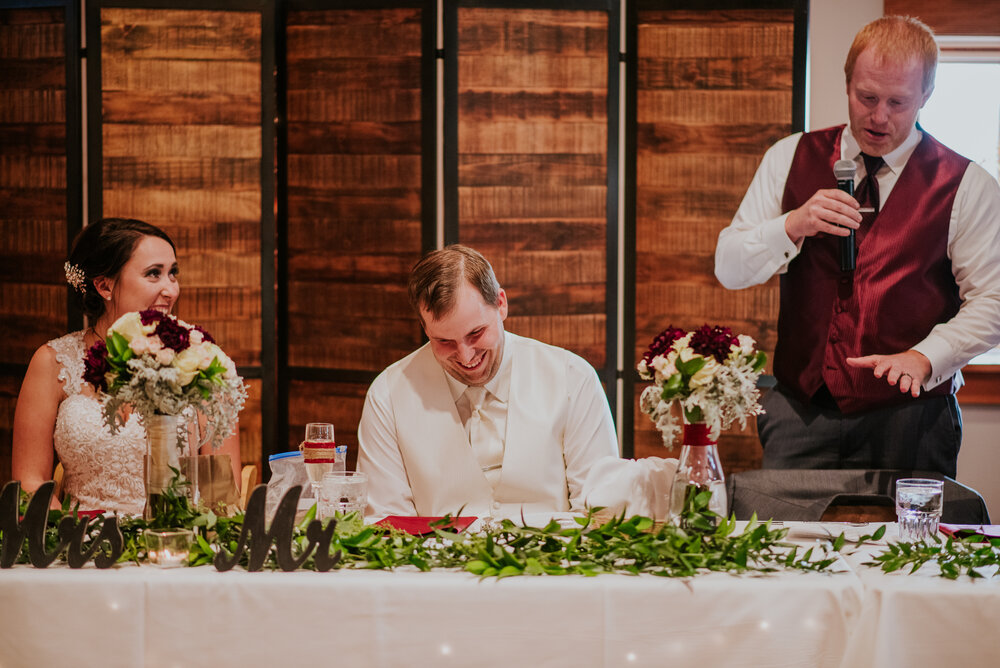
left=757, top=383, right=962, bottom=478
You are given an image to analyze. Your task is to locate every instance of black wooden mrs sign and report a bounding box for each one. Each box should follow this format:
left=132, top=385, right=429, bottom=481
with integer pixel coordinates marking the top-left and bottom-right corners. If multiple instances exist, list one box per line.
left=0, top=481, right=341, bottom=572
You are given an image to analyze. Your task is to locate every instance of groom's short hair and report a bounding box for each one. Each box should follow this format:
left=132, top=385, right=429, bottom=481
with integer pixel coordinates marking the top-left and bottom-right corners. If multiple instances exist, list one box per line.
left=408, top=244, right=501, bottom=321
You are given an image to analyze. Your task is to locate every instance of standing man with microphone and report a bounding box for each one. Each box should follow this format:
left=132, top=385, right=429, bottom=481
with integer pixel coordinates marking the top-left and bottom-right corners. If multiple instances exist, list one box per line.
left=715, top=15, right=1000, bottom=476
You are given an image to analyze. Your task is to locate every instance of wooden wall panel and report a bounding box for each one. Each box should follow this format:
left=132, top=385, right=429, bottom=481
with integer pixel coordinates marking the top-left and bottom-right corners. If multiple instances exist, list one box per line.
left=99, top=8, right=262, bottom=366
left=285, top=8, right=426, bottom=374
left=0, top=7, right=72, bottom=484
left=0, top=8, right=68, bottom=365
left=633, top=8, right=794, bottom=472
left=456, top=7, right=610, bottom=370
left=99, top=7, right=264, bottom=475
left=884, top=0, right=1000, bottom=37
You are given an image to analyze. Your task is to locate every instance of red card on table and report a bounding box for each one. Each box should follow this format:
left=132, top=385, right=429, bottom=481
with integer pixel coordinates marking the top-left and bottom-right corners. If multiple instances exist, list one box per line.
left=376, top=516, right=477, bottom=536
left=939, top=524, right=1000, bottom=541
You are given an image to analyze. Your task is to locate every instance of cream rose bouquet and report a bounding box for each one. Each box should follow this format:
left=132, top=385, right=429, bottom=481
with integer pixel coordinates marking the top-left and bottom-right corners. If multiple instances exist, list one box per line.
left=638, top=324, right=767, bottom=448
left=83, top=309, right=247, bottom=449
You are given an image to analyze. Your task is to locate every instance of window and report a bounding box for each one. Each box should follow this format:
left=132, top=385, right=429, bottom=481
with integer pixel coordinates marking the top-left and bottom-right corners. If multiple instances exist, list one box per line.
left=920, top=37, right=1000, bottom=366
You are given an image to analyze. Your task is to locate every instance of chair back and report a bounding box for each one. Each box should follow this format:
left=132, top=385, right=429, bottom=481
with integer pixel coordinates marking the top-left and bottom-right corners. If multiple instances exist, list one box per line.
left=725, top=469, right=990, bottom=524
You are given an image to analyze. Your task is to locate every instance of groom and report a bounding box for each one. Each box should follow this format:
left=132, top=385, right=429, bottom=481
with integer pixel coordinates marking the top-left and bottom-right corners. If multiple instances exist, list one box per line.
left=356, top=245, right=621, bottom=518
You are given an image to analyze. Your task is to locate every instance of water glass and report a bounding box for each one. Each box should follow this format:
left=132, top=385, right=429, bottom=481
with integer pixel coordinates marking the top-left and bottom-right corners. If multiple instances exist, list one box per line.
left=319, top=471, right=368, bottom=525
left=895, top=478, right=944, bottom=542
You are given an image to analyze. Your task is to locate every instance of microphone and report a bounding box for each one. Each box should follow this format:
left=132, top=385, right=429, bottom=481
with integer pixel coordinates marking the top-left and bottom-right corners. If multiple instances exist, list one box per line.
left=833, top=159, right=857, bottom=272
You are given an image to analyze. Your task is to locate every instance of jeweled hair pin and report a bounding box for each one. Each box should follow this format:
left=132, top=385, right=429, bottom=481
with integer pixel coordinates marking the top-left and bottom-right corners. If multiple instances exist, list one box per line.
left=64, top=262, right=87, bottom=294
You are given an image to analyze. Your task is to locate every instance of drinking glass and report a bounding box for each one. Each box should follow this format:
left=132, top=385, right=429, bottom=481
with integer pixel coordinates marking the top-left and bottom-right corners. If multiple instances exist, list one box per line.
left=895, top=478, right=944, bottom=542
left=319, top=471, right=368, bottom=531
left=300, top=423, right=343, bottom=499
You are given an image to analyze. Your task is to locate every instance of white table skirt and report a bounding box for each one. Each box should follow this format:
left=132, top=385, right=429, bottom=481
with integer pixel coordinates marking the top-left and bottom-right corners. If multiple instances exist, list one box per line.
left=0, top=522, right=995, bottom=668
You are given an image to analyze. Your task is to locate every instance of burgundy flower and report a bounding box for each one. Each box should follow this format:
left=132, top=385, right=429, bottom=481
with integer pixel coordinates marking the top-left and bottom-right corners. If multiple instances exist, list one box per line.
left=83, top=339, right=110, bottom=391
left=154, top=316, right=190, bottom=353
left=193, top=325, right=215, bottom=344
left=642, top=325, right=687, bottom=367
left=689, top=324, right=738, bottom=363
left=139, top=309, right=165, bottom=326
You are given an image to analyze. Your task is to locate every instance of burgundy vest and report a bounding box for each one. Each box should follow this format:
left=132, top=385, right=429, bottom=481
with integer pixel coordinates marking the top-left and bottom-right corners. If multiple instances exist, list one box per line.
left=775, top=125, right=968, bottom=414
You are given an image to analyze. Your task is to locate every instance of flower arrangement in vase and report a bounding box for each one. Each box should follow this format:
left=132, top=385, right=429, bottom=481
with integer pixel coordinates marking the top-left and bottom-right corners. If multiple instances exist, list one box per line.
left=638, top=324, right=767, bottom=524
left=84, top=309, right=247, bottom=519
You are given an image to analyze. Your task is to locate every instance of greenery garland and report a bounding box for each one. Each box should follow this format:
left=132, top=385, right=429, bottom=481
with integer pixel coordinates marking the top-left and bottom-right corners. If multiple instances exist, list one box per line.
left=862, top=530, right=1000, bottom=580
left=13, top=486, right=840, bottom=576
left=13, top=486, right=1000, bottom=580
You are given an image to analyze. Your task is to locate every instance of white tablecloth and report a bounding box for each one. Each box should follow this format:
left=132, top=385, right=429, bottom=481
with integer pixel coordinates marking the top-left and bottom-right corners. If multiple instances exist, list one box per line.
left=0, top=522, right=996, bottom=668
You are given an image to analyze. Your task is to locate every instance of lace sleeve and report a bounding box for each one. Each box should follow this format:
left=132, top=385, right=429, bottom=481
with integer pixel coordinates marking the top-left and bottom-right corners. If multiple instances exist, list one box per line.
left=47, top=331, right=87, bottom=397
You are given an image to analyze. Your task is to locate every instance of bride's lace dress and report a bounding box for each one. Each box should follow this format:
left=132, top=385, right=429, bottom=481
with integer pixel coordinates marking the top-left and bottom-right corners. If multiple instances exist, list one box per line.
left=50, top=331, right=145, bottom=515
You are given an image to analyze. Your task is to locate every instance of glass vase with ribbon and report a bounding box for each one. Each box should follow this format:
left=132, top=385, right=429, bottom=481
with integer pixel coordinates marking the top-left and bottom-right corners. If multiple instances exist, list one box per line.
left=668, top=421, right=727, bottom=527
left=143, top=413, right=189, bottom=521
left=143, top=410, right=216, bottom=521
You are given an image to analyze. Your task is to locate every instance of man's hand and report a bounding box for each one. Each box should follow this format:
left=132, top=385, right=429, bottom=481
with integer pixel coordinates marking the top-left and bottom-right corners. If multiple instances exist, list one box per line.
left=846, top=350, right=931, bottom=398
left=785, top=188, right=862, bottom=244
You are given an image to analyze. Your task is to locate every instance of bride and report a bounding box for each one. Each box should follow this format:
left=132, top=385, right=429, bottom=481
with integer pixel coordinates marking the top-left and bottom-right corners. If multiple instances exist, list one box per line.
left=11, top=217, right=242, bottom=514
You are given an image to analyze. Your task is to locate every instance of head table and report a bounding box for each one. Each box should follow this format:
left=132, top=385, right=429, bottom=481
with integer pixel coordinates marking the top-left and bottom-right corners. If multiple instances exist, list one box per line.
left=1, top=522, right=998, bottom=668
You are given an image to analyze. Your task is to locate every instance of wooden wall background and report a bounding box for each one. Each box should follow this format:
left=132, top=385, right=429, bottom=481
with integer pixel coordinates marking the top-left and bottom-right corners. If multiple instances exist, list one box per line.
left=0, top=0, right=805, bottom=488
left=884, top=0, right=1000, bottom=37
left=95, top=6, right=265, bottom=482
left=0, top=5, right=76, bottom=484
left=283, top=5, right=431, bottom=466
left=452, top=6, right=613, bottom=378
left=630, top=5, right=796, bottom=472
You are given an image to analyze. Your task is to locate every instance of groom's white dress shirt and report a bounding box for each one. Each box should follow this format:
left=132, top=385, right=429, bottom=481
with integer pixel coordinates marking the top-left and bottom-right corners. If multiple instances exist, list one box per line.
left=357, top=331, right=620, bottom=518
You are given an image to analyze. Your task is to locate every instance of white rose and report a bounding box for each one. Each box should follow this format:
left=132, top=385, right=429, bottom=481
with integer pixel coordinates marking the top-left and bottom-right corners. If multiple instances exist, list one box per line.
left=108, top=312, right=144, bottom=342
left=737, top=334, right=756, bottom=356
left=672, top=333, right=692, bottom=352
left=204, top=344, right=237, bottom=378
left=155, top=348, right=175, bottom=366
left=689, top=357, right=719, bottom=388
left=678, top=346, right=698, bottom=363
left=189, top=329, right=204, bottom=345
left=172, top=346, right=203, bottom=386
left=129, top=336, right=151, bottom=355
left=146, top=335, right=163, bottom=353
left=650, top=353, right=677, bottom=379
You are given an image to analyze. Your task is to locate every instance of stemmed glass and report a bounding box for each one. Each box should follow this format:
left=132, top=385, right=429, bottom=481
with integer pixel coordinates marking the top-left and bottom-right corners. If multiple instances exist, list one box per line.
left=299, top=423, right=338, bottom=499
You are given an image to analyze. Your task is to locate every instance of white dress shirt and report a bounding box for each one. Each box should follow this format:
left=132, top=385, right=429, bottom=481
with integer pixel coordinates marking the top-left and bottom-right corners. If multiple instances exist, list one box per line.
left=715, top=125, right=1000, bottom=389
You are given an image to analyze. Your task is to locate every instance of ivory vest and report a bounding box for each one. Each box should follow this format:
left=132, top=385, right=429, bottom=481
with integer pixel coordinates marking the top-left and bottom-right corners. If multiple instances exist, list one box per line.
left=387, top=333, right=578, bottom=516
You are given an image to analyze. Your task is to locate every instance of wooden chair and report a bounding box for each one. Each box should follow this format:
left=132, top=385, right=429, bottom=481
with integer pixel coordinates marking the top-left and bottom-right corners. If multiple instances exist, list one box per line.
left=52, top=461, right=65, bottom=501
left=239, top=465, right=257, bottom=510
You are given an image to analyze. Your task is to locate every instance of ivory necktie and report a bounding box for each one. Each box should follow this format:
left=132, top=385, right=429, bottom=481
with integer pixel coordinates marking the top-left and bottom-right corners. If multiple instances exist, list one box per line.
left=465, top=385, right=503, bottom=487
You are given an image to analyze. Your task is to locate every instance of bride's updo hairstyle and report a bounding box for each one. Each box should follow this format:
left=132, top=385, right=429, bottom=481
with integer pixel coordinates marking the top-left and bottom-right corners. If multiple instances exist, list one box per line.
left=66, top=218, right=176, bottom=320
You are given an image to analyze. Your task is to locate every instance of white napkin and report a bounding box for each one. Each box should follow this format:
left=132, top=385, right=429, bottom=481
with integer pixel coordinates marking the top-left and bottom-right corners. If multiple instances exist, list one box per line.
left=580, top=456, right=678, bottom=521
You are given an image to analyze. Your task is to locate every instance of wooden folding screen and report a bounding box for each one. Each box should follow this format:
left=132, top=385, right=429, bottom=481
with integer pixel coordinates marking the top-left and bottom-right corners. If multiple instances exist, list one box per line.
left=0, top=2, right=80, bottom=483
left=445, top=1, right=620, bottom=411
left=1, top=2, right=807, bottom=484
left=88, top=2, right=274, bottom=480
left=281, top=2, right=434, bottom=464
left=626, top=1, right=805, bottom=467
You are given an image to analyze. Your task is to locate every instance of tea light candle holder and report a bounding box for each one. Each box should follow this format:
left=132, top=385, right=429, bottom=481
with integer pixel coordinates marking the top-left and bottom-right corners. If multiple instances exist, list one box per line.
left=144, top=529, right=194, bottom=568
